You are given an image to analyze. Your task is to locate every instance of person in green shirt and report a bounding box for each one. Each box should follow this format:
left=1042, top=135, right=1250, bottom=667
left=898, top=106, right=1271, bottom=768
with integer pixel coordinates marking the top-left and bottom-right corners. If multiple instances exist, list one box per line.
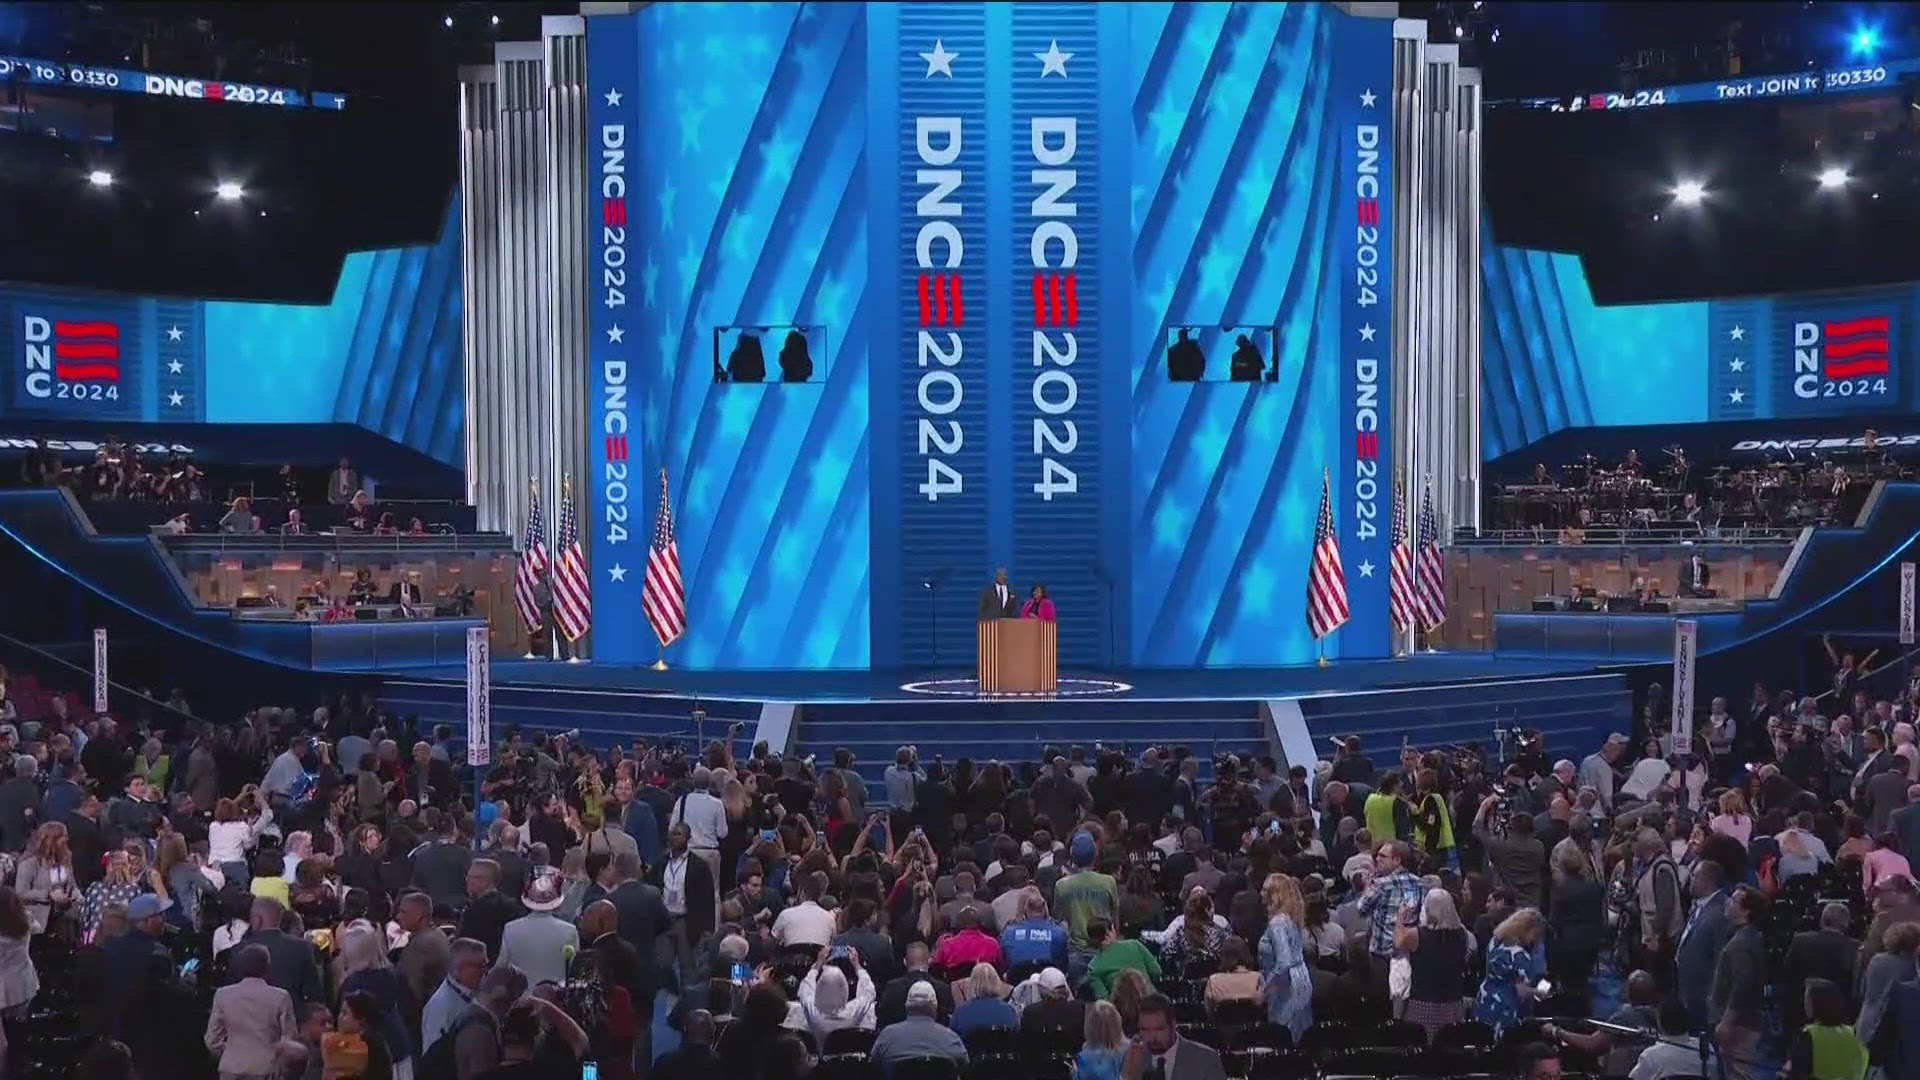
left=1086, top=918, right=1161, bottom=1000
left=1053, top=834, right=1118, bottom=953
left=1788, top=977, right=1868, bottom=1080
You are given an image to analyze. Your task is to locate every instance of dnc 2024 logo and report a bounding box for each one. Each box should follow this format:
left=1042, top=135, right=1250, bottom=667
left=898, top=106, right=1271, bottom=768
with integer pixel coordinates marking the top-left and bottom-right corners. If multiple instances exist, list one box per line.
left=1793, top=314, right=1892, bottom=401
left=20, top=314, right=121, bottom=402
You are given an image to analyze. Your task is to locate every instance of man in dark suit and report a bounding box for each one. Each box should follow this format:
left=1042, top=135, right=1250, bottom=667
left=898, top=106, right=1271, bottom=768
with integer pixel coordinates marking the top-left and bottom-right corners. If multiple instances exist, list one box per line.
left=978, top=568, right=1018, bottom=620
left=238, top=897, right=325, bottom=1013
left=1851, top=728, right=1902, bottom=806
left=63, top=794, right=109, bottom=888
left=606, top=851, right=671, bottom=999
left=647, top=821, right=716, bottom=988
left=387, top=572, right=424, bottom=606
left=1864, top=766, right=1911, bottom=837
left=1708, top=886, right=1769, bottom=1078
left=1673, top=860, right=1733, bottom=1028
left=456, top=858, right=525, bottom=961
left=1782, top=902, right=1859, bottom=1032
left=1130, top=994, right=1228, bottom=1080
left=1679, top=552, right=1712, bottom=597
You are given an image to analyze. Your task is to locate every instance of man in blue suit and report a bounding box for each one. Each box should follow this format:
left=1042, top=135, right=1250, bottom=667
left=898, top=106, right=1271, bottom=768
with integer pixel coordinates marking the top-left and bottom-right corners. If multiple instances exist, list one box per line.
left=1674, top=859, right=1733, bottom=1028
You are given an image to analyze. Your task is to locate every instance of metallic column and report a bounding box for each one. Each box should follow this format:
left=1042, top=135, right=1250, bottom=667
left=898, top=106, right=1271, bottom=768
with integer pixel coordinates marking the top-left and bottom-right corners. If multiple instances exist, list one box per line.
left=543, top=15, right=590, bottom=656
left=1424, top=45, right=1459, bottom=541
left=1456, top=67, right=1484, bottom=532
left=1388, top=21, right=1425, bottom=653
left=458, top=65, right=505, bottom=530
left=495, top=42, right=552, bottom=559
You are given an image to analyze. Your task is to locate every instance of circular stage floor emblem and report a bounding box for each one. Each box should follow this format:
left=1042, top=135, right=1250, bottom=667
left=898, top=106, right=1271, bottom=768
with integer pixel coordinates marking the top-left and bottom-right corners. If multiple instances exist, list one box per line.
left=898, top=676, right=1133, bottom=698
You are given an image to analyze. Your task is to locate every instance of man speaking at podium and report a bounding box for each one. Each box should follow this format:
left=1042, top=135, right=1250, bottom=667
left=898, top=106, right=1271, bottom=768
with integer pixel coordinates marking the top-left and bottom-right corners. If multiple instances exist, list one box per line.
left=978, top=568, right=1019, bottom=620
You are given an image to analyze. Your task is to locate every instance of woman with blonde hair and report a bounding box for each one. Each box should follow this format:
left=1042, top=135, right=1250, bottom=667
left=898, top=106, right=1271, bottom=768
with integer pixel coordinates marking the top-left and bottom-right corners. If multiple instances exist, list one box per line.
left=1257, top=872, right=1312, bottom=1038
left=1396, top=888, right=1473, bottom=1042
left=1710, top=789, right=1753, bottom=848
left=1076, top=999, right=1128, bottom=1080
left=14, top=821, right=73, bottom=934
left=950, top=962, right=1017, bottom=1036
left=1473, top=907, right=1544, bottom=1036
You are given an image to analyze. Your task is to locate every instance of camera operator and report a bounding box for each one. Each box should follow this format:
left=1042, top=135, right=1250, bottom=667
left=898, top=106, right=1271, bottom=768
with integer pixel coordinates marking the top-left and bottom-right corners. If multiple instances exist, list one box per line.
left=1607, top=827, right=1682, bottom=981
left=1474, top=794, right=1546, bottom=910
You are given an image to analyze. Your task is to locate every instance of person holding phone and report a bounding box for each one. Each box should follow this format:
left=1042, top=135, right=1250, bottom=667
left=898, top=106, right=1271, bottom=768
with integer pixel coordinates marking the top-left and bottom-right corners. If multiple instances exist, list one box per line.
left=797, top=947, right=876, bottom=1045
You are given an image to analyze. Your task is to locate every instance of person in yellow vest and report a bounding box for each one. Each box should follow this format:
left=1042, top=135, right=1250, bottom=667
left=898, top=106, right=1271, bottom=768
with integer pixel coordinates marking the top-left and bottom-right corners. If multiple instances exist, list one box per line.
left=1787, top=977, right=1868, bottom=1080
left=1364, top=773, right=1413, bottom=848
left=1412, top=768, right=1456, bottom=870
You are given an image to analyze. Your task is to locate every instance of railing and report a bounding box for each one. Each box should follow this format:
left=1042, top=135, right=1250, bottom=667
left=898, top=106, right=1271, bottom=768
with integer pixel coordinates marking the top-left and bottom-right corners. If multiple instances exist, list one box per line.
left=1452, top=525, right=1801, bottom=547
left=163, top=532, right=513, bottom=554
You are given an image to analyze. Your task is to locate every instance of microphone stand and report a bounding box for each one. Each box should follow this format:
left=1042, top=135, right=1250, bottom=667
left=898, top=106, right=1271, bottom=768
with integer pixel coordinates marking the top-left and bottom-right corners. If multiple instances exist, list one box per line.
left=923, top=579, right=938, bottom=680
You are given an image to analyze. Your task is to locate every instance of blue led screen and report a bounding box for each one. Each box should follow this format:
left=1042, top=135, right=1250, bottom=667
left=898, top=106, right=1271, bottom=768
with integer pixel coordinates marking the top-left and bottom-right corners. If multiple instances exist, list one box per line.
left=584, top=1, right=1400, bottom=670
left=1483, top=228, right=1920, bottom=460
left=0, top=204, right=463, bottom=465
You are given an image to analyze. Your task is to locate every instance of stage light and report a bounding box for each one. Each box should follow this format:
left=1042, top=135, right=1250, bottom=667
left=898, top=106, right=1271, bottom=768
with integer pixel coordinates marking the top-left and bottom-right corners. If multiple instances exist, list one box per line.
left=444, top=15, right=453, bottom=28
left=1818, top=166, right=1850, bottom=190
left=87, top=169, right=112, bottom=188
left=1851, top=25, right=1881, bottom=58
left=215, top=181, right=244, bottom=201
left=1672, top=179, right=1707, bottom=206
left=1491, top=28, right=1501, bottom=43
left=490, top=14, right=500, bottom=25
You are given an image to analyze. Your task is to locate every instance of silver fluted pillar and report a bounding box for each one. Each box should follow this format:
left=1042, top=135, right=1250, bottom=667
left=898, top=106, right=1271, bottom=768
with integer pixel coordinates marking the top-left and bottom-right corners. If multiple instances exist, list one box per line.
left=1456, top=67, right=1483, bottom=532
left=458, top=65, right=506, bottom=530
left=1388, top=20, right=1425, bottom=655
left=1423, top=45, right=1459, bottom=541
left=543, top=15, right=591, bottom=656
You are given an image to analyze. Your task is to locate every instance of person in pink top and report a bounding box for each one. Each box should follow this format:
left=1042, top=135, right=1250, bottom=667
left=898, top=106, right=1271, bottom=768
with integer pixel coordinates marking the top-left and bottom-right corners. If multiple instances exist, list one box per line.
left=1709, top=789, right=1754, bottom=849
left=1861, top=831, right=1914, bottom=894
left=931, top=907, right=1003, bottom=976
left=1020, top=584, right=1056, bottom=622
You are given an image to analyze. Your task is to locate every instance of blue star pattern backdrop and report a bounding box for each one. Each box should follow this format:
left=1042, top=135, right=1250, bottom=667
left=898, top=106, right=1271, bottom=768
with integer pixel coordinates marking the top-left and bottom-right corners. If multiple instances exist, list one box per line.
left=587, top=1, right=1400, bottom=669
left=0, top=204, right=463, bottom=465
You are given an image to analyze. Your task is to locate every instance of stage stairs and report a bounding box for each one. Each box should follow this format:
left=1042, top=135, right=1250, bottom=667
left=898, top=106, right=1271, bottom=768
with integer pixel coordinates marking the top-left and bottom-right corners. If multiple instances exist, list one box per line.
left=791, top=698, right=1271, bottom=807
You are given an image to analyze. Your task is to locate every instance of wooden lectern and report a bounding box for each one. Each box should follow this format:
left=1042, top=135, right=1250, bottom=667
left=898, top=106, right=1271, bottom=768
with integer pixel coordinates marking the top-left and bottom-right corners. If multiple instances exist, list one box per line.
left=976, top=619, right=1057, bottom=694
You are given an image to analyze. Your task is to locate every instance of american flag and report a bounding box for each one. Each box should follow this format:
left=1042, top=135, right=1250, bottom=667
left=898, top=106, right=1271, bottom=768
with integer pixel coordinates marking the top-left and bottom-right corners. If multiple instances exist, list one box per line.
left=552, top=476, right=592, bottom=642
left=513, top=482, right=548, bottom=632
left=1307, top=468, right=1349, bottom=639
left=53, top=320, right=121, bottom=382
left=642, top=469, right=686, bottom=647
left=1414, top=483, right=1447, bottom=630
left=1388, top=477, right=1416, bottom=630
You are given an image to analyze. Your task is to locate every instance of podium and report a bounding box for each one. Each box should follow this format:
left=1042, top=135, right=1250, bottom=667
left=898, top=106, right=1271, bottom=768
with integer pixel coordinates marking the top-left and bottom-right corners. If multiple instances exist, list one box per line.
left=976, top=618, right=1057, bottom=694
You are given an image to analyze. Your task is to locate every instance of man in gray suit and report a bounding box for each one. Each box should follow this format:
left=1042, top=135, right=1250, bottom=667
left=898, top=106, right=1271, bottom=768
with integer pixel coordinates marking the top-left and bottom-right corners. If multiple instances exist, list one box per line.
left=1863, top=766, right=1912, bottom=837
left=205, top=943, right=299, bottom=1079
left=977, top=567, right=1018, bottom=620
left=1129, top=995, right=1227, bottom=1080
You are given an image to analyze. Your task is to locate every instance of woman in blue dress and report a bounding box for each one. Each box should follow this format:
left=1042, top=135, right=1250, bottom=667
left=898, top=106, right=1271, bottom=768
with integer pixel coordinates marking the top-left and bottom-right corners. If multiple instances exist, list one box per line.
left=1473, top=907, right=1545, bottom=1037
left=1257, top=873, right=1313, bottom=1039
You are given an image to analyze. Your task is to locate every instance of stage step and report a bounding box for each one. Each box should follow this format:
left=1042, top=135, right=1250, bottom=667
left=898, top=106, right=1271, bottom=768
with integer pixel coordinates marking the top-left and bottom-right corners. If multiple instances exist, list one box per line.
left=791, top=699, right=1271, bottom=808
left=378, top=679, right=762, bottom=754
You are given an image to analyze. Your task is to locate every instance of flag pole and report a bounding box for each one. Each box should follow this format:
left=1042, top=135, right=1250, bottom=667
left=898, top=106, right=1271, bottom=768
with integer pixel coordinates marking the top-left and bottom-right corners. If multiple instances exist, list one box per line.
left=1316, top=635, right=1328, bottom=669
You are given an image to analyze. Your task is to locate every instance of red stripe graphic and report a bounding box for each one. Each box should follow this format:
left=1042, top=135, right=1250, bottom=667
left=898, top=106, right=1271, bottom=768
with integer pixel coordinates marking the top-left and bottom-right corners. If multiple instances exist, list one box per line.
left=1824, top=315, right=1889, bottom=338
left=603, top=199, right=626, bottom=226
left=933, top=274, right=947, bottom=325
left=205, top=82, right=224, bottom=100
left=1063, top=275, right=1077, bottom=326
left=54, top=341, right=119, bottom=361
left=1822, top=338, right=1888, bottom=360
left=1825, top=358, right=1890, bottom=379
left=918, top=274, right=931, bottom=327
left=55, top=364, right=119, bottom=380
left=1049, top=275, right=1061, bottom=326
left=948, top=275, right=963, bottom=326
left=54, top=321, right=118, bottom=339
left=605, top=435, right=628, bottom=462
left=1358, top=199, right=1378, bottom=227
left=1032, top=274, right=1043, bottom=326
left=1355, top=432, right=1377, bottom=459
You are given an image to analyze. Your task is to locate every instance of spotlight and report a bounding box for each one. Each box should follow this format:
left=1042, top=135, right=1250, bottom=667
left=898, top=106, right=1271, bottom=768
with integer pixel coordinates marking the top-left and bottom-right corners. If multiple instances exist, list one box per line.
left=1851, top=25, right=1881, bottom=58
left=215, top=181, right=244, bottom=201
left=444, top=15, right=453, bottom=27
left=490, top=14, right=500, bottom=25
left=1818, top=166, right=1850, bottom=190
left=1491, top=28, right=1501, bottom=43
left=1672, top=179, right=1707, bottom=206
left=87, top=169, right=113, bottom=188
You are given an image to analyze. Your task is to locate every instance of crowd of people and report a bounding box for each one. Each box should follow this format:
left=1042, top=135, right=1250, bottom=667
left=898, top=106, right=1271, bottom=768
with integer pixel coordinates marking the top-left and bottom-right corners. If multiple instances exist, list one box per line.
left=0, top=662, right=1912, bottom=1080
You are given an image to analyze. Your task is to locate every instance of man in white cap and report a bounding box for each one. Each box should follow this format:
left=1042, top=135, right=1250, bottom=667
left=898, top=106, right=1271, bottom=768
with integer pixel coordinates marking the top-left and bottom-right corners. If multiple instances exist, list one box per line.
left=496, top=867, right=578, bottom=987
left=871, top=981, right=967, bottom=1071
left=1580, top=734, right=1627, bottom=812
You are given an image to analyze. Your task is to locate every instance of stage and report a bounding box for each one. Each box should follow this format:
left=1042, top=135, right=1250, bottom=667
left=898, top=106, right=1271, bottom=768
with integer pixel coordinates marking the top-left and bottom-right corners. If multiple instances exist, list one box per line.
left=383, top=651, right=1607, bottom=703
